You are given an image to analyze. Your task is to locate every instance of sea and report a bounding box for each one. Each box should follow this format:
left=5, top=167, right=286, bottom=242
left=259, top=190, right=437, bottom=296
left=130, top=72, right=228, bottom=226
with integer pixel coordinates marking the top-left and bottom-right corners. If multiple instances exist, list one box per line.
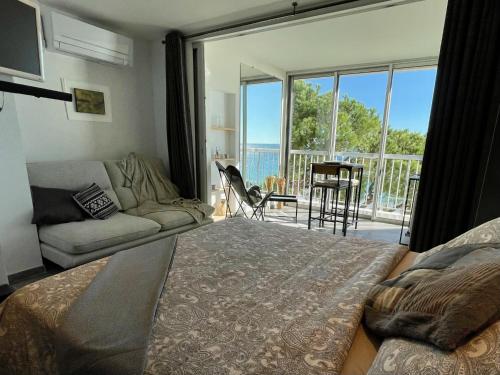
left=244, top=143, right=280, bottom=186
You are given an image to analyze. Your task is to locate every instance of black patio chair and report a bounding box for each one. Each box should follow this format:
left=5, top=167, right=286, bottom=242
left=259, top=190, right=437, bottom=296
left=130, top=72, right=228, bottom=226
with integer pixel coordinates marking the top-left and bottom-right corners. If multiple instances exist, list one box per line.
left=223, top=164, right=274, bottom=220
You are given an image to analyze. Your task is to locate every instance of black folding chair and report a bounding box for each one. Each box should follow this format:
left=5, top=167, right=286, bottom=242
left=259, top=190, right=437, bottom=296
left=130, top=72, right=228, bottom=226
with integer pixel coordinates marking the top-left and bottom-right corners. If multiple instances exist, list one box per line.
left=222, top=164, right=274, bottom=220
left=215, top=161, right=233, bottom=218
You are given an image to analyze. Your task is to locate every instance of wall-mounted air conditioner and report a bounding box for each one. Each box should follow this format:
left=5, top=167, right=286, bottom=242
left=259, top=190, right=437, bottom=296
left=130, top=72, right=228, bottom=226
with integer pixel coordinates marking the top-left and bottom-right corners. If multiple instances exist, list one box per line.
left=46, top=11, right=133, bottom=67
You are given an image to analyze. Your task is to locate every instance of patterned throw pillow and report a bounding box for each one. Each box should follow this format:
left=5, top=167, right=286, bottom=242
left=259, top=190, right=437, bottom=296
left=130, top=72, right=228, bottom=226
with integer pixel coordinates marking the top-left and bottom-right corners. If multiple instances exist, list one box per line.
left=73, top=183, right=119, bottom=220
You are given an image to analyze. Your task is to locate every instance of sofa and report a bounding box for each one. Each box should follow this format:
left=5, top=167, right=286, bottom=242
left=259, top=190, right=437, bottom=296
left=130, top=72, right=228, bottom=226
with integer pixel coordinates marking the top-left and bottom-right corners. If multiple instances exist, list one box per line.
left=26, top=159, right=213, bottom=269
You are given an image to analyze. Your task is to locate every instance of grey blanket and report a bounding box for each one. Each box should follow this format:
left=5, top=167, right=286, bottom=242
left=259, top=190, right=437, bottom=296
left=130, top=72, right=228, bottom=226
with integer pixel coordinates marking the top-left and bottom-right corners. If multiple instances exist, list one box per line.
left=119, top=153, right=214, bottom=223
left=365, top=242, right=500, bottom=351
left=55, top=237, right=177, bottom=375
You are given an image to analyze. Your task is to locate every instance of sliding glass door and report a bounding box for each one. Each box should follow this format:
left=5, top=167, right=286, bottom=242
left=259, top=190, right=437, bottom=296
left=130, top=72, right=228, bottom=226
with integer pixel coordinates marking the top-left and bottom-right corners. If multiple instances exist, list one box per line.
left=335, top=71, right=388, bottom=215
left=286, top=64, right=437, bottom=222
left=377, top=67, right=437, bottom=219
left=288, top=75, right=335, bottom=197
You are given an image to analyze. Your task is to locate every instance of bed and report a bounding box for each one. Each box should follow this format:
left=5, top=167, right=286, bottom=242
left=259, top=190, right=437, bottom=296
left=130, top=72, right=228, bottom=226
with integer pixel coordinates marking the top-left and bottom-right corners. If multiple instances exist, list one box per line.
left=1, top=217, right=498, bottom=375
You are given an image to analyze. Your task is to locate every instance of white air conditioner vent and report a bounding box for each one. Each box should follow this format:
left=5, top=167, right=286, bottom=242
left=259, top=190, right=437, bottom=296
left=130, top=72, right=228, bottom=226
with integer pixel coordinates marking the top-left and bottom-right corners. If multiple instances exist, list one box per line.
left=48, top=12, right=133, bottom=66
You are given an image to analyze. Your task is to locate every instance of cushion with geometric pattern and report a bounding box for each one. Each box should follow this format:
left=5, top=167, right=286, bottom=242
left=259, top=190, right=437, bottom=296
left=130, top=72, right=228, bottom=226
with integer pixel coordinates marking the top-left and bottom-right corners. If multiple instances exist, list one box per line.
left=73, top=183, right=119, bottom=220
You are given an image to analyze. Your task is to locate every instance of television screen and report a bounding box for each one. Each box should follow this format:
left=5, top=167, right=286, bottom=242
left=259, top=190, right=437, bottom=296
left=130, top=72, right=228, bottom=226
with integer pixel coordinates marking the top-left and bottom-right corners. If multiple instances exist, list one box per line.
left=0, top=0, right=44, bottom=81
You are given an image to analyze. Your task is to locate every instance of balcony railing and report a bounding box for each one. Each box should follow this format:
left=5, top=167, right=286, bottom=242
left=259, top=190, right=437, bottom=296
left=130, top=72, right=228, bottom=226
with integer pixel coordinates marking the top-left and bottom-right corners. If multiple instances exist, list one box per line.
left=243, top=147, right=281, bottom=188
left=244, top=147, right=422, bottom=221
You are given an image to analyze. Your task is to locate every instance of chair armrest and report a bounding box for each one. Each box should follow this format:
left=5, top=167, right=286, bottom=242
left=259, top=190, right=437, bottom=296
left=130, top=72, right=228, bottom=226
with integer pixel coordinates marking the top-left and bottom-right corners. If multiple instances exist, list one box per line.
left=258, top=191, right=275, bottom=207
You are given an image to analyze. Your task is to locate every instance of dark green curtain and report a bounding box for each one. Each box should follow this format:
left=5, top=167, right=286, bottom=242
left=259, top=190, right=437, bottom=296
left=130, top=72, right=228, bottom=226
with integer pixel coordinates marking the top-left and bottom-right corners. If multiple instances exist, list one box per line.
left=410, top=0, right=500, bottom=251
left=164, top=31, right=196, bottom=199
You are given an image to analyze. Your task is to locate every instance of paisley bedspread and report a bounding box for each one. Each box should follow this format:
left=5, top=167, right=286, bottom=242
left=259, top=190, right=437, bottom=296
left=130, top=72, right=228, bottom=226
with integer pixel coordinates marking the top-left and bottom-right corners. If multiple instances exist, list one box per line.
left=0, top=218, right=406, bottom=375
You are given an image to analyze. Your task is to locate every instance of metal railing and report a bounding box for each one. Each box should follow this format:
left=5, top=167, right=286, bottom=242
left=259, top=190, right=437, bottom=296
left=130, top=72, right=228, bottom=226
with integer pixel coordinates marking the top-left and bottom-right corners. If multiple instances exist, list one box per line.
left=243, top=147, right=280, bottom=188
left=287, top=150, right=422, bottom=220
left=244, top=147, right=422, bottom=220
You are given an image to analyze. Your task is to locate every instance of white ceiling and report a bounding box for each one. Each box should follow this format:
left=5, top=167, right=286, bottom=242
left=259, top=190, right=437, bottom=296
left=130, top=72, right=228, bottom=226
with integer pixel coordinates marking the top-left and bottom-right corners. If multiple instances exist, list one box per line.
left=39, top=0, right=351, bottom=39
left=206, top=0, right=447, bottom=73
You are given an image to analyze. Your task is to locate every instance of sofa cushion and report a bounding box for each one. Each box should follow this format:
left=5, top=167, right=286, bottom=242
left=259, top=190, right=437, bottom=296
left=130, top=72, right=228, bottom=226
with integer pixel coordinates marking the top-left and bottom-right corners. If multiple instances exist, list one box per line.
left=27, top=161, right=122, bottom=211
left=141, top=210, right=195, bottom=231
left=38, top=213, right=161, bottom=254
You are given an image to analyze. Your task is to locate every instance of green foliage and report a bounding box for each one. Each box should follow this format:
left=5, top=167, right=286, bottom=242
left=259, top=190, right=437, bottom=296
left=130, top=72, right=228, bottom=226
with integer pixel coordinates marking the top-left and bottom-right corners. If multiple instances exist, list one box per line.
left=336, top=96, right=381, bottom=153
left=291, top=80, right=333, bottom=150
left=291, top=80, right=427, bottom=155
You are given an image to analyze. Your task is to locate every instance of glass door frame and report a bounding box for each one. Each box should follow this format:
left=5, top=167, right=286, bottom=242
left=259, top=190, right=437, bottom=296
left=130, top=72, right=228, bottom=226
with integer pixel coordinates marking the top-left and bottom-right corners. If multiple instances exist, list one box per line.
left=240, top=77, right=284, bottom=185
left=283, top=58, right=438, bottom=221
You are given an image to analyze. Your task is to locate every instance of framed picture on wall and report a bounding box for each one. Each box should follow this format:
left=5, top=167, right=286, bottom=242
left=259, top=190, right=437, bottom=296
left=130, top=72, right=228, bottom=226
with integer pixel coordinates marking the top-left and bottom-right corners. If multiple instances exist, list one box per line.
left=61, top=79, right=112, bottom=122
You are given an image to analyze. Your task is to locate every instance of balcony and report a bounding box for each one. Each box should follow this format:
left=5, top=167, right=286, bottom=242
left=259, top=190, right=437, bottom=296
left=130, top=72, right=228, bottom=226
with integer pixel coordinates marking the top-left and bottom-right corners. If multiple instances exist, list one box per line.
left=244, top=147, right=422, bottom=222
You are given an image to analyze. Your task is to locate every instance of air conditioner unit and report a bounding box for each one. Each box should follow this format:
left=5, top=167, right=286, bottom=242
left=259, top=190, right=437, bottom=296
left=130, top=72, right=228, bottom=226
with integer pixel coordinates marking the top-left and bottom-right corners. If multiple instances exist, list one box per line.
left=48, top=12, right=133, bottom=66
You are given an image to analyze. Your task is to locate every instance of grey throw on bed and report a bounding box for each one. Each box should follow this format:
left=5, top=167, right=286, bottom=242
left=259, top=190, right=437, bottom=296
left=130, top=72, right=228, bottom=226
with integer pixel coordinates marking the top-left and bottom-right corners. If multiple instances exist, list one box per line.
left=55, top=237, right=177, bottom=375
left=365, top=243, right=500, bottom=350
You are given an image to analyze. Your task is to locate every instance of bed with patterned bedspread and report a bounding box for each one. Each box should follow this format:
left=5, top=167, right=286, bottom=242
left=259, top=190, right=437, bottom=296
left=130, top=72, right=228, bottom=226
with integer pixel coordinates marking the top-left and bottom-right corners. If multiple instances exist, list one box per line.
left=0, top=218, right=408, bottom=375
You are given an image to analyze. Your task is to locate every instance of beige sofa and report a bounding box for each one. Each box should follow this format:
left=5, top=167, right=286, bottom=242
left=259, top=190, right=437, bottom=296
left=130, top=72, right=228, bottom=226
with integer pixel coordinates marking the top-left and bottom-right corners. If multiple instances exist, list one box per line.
left=27, top=159, right=212, bottom=269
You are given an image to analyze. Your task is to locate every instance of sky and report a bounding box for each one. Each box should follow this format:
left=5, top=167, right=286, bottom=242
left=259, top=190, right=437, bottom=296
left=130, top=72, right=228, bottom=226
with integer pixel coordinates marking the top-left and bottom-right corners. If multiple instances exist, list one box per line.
left=244, top=68, right=437, bottom=145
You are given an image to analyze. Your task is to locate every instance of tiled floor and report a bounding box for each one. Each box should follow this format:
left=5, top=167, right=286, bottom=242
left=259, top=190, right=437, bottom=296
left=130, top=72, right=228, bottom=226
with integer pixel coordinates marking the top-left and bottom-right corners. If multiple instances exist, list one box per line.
left=214, top=206, right=403, bottom=244
left=0, top=260, right=63, bottom=302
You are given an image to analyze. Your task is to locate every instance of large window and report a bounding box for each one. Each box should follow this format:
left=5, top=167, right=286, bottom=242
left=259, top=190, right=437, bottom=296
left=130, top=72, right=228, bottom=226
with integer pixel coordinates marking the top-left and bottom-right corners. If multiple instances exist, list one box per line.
left=290, top=76, right=335, bottom=152
left=386, top=68, right=437, bottom=155
left=240, top=80, right=283, bottom=187
left=289, top=76, right=335, bottom=196
left=375, top=67, right=437, bottom=218
left=335, top=72, right=389, bottom=211
left=286, top=64, right=437, bottom=221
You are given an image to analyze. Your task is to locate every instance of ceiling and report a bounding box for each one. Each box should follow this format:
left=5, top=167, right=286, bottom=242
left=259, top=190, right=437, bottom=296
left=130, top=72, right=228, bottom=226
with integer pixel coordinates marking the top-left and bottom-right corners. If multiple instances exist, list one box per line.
left=39, top=0, right=354, bottom=39
left=205, top=0, right=447, bottom=73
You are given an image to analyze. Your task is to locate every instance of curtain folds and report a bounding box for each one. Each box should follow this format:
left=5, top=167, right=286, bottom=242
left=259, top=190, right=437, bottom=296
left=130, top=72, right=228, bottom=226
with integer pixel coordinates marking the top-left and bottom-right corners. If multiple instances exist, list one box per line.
left=410, top=0, right=500, bottom=252
left=164, top=31, right=196, bottom=199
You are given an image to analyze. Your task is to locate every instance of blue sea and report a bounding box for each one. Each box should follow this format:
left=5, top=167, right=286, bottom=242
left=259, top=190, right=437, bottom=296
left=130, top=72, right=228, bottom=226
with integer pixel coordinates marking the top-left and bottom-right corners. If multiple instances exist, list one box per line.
left=244, top=143, right=280, bottom=186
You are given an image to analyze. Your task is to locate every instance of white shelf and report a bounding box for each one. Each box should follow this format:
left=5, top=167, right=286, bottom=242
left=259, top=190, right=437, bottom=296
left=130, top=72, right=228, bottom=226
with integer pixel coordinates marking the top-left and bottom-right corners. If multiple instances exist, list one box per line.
left=210, top=127, right=236, bottom=132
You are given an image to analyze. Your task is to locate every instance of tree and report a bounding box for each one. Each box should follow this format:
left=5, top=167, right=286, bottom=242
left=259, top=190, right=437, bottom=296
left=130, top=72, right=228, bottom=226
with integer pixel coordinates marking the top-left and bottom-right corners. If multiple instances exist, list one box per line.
left=336, top=96, right=381, bottom=153
left=289, top=80, right=427, bottom=204
left=291, top=80, right=427, bottom=155
left=291, top=80, right=333, bottom=150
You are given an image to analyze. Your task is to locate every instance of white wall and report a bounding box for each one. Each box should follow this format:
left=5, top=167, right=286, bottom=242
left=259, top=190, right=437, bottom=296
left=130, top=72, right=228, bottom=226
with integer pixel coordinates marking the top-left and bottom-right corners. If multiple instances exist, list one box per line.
left=13, top=38, right=156, bottom=162
left=0, top=76, right=43, bottom=276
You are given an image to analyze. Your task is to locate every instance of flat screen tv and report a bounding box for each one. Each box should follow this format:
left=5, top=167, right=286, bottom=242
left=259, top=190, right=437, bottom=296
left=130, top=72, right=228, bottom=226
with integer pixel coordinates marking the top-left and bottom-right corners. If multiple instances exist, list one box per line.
left=0, top=0, right=44, bottom=81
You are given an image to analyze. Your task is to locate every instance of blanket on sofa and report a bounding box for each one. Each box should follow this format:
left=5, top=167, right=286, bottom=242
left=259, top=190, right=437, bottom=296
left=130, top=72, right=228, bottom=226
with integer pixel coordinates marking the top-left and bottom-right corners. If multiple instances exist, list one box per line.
left=0, top=219, right=406, bottom=375
left=118, top=153, right=213, bottom=223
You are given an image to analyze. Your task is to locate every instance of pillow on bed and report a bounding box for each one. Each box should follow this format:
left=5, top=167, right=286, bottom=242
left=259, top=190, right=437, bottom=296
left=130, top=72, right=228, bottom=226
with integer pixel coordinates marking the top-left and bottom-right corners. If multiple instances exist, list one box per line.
left=364, top=242, right=500, bottom=351
left=413, top=217, right=500, bottom=265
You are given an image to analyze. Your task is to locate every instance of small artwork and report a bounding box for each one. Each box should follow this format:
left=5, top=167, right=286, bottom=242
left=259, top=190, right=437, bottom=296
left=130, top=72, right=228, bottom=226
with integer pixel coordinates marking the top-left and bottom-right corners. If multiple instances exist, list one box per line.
left=74, top=88, right=106, bottom=115
left=62, top=79, right=112, bottom=123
